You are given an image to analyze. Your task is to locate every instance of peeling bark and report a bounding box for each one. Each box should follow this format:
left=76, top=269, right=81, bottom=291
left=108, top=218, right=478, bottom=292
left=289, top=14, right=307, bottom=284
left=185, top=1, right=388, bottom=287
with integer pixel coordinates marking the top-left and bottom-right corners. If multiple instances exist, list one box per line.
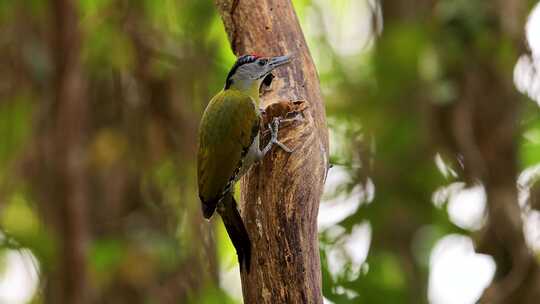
left=215, top=1, right=329, bottom=303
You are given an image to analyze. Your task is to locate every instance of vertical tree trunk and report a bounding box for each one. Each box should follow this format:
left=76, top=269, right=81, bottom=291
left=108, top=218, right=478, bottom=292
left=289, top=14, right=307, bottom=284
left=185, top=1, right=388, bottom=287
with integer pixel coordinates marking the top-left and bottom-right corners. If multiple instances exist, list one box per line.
left=431, top=1, right=540, bottom=303
left=215, top=1, right=329, bottom=303
left=474, top=3, right=540, bottom=303
left=47, top=0, right=89, bottom=303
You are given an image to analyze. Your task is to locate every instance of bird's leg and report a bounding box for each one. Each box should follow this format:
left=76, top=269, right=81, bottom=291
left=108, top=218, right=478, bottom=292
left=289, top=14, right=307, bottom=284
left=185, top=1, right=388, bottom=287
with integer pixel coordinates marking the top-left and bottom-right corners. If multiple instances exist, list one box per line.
left=261, top=117, right=293, bottom=156
left=272, top=118, right=293, bottom=153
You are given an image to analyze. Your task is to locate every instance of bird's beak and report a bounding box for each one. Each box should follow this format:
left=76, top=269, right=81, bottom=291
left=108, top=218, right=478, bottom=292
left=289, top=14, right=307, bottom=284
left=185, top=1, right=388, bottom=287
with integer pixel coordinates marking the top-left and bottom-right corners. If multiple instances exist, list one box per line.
left=268, top=55, right=291, bottom=70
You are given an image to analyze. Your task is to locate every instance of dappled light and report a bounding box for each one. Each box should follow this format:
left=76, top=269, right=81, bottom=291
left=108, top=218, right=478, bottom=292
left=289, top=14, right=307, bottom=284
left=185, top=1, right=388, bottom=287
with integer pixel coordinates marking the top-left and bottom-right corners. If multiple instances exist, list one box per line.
left=0, top=0, right=539, bottom=303
left=428, top=235, right=495, bottom=304
left=0, top=248, right=39, bottom=304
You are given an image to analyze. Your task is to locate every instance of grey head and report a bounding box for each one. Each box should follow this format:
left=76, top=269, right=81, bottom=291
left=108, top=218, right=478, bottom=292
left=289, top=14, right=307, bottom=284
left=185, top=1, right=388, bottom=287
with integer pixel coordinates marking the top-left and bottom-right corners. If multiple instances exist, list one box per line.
left=225, top=54, right=290, bottom=90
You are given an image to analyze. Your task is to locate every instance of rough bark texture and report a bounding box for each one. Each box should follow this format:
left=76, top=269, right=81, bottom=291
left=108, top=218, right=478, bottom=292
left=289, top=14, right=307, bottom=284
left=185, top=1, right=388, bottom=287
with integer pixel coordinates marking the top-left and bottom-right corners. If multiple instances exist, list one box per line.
left=215, top=1, right=329, bottom=303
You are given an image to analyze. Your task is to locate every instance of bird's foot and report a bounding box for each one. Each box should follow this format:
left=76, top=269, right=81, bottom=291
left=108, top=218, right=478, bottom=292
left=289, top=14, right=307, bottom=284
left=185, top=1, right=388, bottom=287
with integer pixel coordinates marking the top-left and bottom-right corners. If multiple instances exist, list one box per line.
left=269, top=117, right=293, bottom=153
left=261, top=117, right=293, bottom=155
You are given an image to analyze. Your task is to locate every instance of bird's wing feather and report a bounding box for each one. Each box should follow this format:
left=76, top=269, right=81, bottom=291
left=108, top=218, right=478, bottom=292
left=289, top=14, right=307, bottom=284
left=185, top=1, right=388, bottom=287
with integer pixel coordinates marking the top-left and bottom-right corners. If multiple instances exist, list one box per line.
left=197, top=89, right=260, bottom=218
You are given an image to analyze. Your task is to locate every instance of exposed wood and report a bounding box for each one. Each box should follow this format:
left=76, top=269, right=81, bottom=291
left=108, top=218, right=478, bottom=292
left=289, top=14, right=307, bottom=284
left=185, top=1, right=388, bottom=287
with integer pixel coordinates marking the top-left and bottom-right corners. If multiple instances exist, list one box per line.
left=215, top=0, right=329, bottom=303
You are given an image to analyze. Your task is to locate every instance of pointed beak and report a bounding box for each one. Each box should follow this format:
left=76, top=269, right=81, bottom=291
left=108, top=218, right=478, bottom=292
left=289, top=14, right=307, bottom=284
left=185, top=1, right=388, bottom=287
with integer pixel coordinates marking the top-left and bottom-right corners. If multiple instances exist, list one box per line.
left=268, top=54, right=291, bottom=70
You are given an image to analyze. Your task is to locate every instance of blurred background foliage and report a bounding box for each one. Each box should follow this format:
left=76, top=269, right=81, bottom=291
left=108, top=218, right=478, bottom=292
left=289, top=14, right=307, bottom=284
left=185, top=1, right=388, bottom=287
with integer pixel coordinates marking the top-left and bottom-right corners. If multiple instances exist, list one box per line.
left=0, top=0, right=539, bottom=303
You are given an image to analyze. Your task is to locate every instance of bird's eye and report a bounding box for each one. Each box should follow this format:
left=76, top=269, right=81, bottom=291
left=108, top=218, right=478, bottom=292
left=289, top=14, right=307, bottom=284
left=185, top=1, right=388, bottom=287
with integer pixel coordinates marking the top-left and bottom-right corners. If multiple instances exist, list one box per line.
left=258, top=59, right=267, bottom=66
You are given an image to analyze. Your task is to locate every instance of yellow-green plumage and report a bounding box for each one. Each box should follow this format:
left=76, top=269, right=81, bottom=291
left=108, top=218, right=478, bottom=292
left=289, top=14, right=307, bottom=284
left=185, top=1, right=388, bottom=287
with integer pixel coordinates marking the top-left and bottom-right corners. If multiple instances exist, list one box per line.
left=197, top=89, right=259, bottom=218
left=197, top=54, right=290, bottom=273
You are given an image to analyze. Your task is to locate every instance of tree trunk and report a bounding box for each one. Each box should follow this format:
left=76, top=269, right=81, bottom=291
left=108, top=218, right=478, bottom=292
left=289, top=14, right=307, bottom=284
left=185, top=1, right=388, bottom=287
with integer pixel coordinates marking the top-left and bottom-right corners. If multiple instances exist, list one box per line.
left=215, top=1, right=329, bottom=303
left=474, top=2, right=540, bottom=303
left=430, top=1, right=540, bottom=302
left=47, top=0, right=89, bottom=303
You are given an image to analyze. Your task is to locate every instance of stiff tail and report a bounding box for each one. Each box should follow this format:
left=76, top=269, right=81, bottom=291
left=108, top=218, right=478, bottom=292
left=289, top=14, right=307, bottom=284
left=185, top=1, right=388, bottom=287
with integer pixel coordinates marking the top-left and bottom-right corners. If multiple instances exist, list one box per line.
left=217, top=193, right=252, bottom=272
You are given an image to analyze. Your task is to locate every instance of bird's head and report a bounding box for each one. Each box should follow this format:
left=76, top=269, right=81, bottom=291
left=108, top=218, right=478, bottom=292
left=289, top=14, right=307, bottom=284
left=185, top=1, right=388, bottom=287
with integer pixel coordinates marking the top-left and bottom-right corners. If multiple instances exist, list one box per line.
left=225, top=54, right=290, bottom=92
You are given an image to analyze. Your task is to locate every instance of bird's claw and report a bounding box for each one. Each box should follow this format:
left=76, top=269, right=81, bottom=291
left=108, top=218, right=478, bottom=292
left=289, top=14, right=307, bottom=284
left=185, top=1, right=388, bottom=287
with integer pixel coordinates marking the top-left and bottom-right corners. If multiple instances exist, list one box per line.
left=280, top=113, right=304, bottom=124
left=267, top=117, right=293, bottom=153
left=275, top=141, right=293, bottom=153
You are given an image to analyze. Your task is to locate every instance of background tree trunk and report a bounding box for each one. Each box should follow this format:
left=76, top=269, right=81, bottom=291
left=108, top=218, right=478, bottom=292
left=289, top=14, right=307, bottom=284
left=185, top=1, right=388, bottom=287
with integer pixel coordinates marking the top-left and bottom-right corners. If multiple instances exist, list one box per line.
left=215, top=1, right=329, bottom=303
left=429, top=1, right=540, bottom=303
left=47, top=0, right=89, bottom=302
left=473, top=2, right=540, bottom=303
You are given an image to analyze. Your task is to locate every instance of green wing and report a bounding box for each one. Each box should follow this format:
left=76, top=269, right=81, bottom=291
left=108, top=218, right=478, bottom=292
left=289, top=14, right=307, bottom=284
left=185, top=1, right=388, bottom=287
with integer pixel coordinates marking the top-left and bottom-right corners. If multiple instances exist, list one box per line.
left=197, top=89, right=259, bottom=218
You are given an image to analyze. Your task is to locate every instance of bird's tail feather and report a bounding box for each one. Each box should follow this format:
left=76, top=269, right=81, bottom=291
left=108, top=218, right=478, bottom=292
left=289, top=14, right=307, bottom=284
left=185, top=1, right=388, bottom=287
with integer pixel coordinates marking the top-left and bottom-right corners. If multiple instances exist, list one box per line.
left=217, top=193, right=252, bottom=272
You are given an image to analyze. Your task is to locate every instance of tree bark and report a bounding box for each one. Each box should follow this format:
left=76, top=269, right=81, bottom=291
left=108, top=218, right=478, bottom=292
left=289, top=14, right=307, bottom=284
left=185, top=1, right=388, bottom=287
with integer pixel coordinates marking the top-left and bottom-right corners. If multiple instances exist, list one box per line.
left=215, top=1, right=329, bottom=303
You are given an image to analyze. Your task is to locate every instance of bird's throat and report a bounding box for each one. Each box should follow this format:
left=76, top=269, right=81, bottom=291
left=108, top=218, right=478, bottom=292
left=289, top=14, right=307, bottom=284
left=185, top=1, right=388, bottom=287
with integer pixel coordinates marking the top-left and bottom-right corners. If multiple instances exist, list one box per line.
left=228, top=78, right=263, bottom=104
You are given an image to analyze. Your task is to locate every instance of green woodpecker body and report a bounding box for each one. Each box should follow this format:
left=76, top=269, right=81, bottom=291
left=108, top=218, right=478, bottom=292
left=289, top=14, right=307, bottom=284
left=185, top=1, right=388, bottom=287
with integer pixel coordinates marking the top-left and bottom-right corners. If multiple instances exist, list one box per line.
left=197, top=54, right=290, bottom=271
